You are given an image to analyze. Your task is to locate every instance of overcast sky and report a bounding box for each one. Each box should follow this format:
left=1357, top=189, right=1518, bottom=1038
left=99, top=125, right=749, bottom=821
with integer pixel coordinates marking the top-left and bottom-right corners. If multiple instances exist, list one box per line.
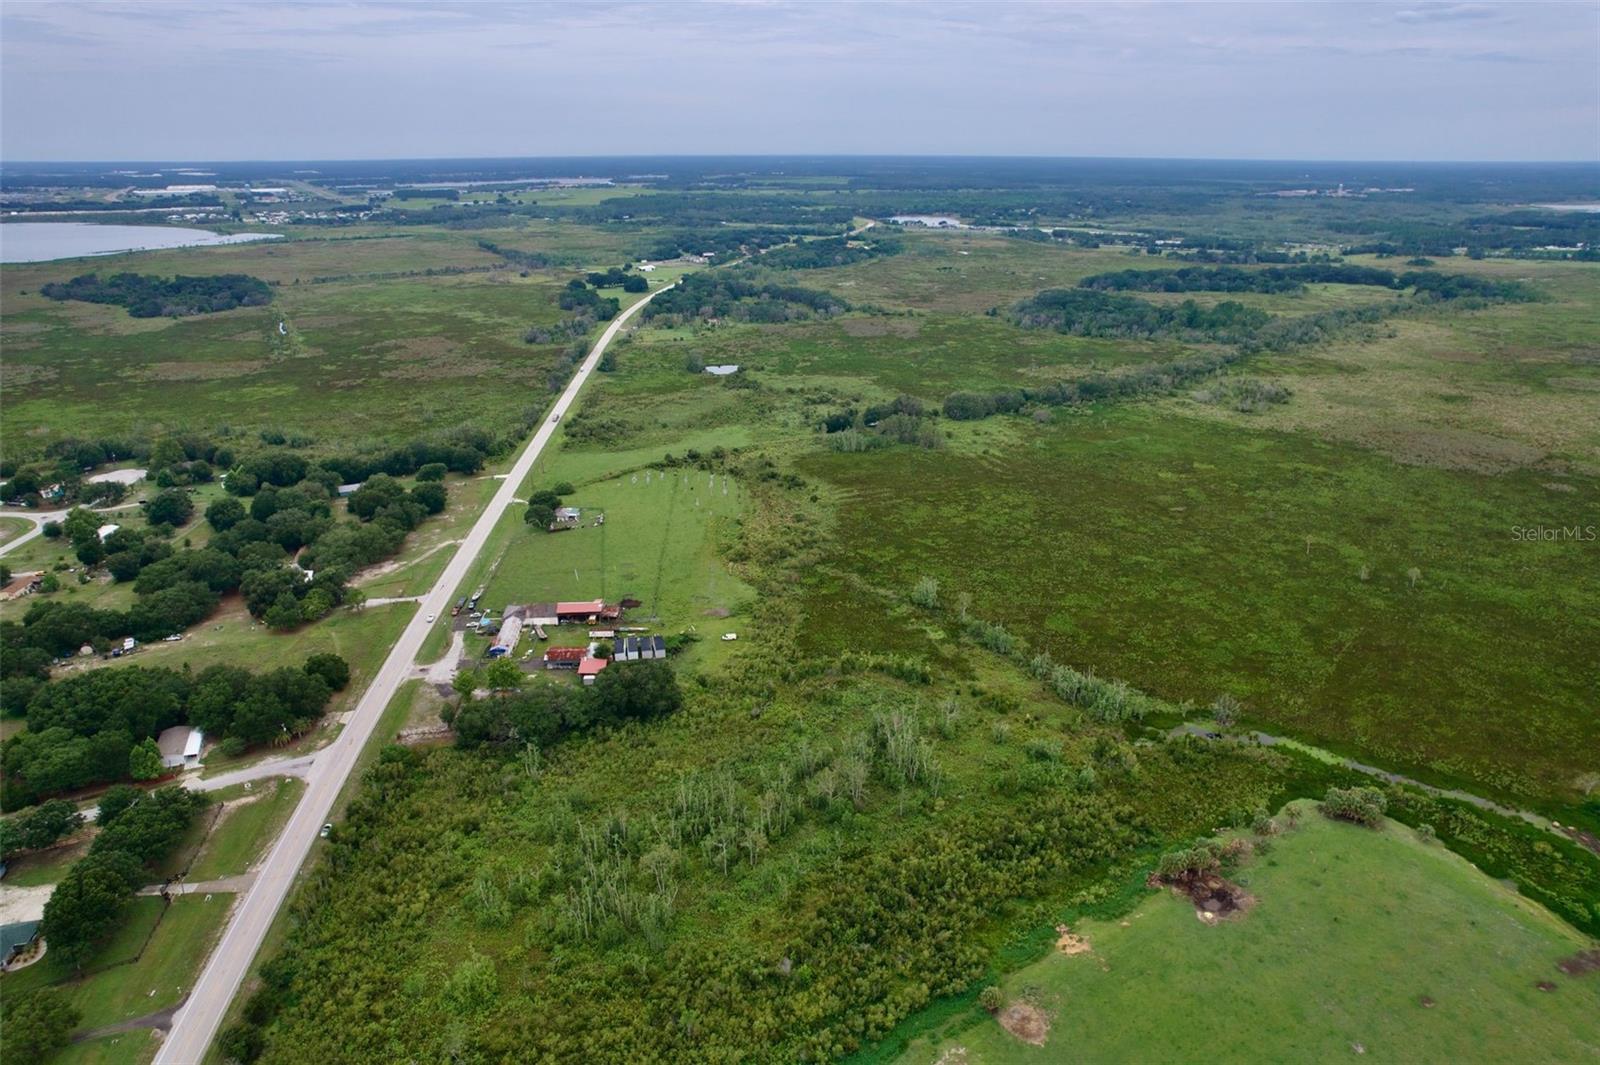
left=3, top=1, right=1596, bottom=162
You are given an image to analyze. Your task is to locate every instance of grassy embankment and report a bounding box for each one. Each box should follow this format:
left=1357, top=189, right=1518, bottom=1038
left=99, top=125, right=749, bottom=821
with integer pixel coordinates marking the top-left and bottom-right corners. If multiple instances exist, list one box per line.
left=888, top=800, right=1600, bottom=1065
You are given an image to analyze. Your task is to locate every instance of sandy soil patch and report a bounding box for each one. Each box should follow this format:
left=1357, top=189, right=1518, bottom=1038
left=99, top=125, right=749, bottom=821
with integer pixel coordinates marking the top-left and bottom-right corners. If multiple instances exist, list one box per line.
left=997, top=1002, right=1050, bottom=1046
left=88, top=467, right=147, bottom=485
left=1054, top=925, right=1092, bottom=955
left=0, top=882, right=54, bottom=926
left=134, top=360, right=269, bottom=382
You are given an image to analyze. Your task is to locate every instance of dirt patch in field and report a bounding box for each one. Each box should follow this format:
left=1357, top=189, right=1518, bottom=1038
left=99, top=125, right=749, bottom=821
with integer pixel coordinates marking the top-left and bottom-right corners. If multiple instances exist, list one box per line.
left=839, top=317, right=921, bottom=339
left=932, top=1047, right=968, bottom=1065
left=0, top=363, right=58, bottom=385
left=1555, top=948, right=1600, bottom=977
left=997, top=1002, right=1050, bottom=1046
left=134, top=360, right=269, bottom=382
left=379, top=358, right=496, bottom=381
left=1547, top=376, right=1600, bottom=392
left=376, top=335, right=461, bottom=360
left=1156, top=871, right=1255, bottom=923
left=1355, top=426, right=1545, bottom=473
left=1054, top=925, right=1092, bottom=955
left=2, top=321, right=52, bottom=336
left=293, top=314, right=357, bottom=329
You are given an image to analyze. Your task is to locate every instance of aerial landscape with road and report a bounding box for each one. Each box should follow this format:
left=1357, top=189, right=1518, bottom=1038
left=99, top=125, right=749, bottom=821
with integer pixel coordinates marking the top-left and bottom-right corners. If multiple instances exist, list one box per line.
left=1, top=4, right=1597, bottom=1065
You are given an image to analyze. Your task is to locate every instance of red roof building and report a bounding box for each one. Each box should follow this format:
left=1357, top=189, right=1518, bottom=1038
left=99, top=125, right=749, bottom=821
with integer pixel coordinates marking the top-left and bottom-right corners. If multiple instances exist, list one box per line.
left=543, top=646, right=587, bottom=668
left=577, top=657, right=608, bottom=684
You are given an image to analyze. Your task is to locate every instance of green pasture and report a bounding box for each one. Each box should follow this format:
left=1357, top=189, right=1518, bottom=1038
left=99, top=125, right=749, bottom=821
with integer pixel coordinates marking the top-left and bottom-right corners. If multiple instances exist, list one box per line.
left=0, top=223, right=674, bottom=456
left=794, top=231, right=1147, bottom=312
left=481, top=465, right=750, bottom=631
left=893, top=802, right=1600, bottom=1065
left=616, top=315, right=1200, bottom=404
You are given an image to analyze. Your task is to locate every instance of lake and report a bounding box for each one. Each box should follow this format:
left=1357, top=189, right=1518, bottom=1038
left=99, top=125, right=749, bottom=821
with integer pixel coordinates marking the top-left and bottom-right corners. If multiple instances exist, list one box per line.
left=888, top=214, right=967, bottom=228
left=0, top=223, right=283, bottom=263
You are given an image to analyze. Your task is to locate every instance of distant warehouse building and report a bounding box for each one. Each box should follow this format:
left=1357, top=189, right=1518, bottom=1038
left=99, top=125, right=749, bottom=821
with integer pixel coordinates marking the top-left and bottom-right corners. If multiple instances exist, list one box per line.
left=488, top=616, right=524, bottom=658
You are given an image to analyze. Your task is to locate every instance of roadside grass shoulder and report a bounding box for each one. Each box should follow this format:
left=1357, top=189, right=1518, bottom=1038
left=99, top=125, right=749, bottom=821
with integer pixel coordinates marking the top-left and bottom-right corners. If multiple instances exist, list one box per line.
left=47, top=1031, right=155, bottom=1065
left=186, top=778, right=307, bottom=881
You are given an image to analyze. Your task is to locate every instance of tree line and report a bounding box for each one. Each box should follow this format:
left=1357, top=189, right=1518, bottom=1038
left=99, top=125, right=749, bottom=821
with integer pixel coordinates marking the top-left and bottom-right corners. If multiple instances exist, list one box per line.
left=1, top=654, right=348, bottom=807
left=642, top=272, right=849, bottom=325
left=41, top=786, right=209, bottom=972
left=40, top=272, right=273, bottom=318
left=3, top=469, right=445, bottom=684
left=446, top=661, right=684, bottom=750
left=1076, top=263, right=1539, bottom=301
left=758, top=235, right=903, bottom=270
left=1010, top=288, right=1270, bottom=342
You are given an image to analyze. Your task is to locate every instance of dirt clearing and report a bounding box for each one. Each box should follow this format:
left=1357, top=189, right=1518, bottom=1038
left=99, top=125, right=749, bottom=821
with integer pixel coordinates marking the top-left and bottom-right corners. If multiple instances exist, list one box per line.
left=1055, top=925, right=1092, bottom=955
left=997, top=1002, right=1050, bottom=1046
left=1555, top=948, right=1600, bottom=977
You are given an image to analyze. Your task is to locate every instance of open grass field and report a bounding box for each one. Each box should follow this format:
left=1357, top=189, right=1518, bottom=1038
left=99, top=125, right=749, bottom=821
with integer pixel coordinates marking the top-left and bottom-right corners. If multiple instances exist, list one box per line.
left=890, top=801, right=1600, bottom=1065
left=49, top=1031, right=154, bottom=1065
left=0, top=515, right=34, bottom=546
left=73, top=596, right=415, bottom=691
left=802, top=406, right=1599, bottom=806
left=796, top=231, right=1147, bottom=313
left=0, top=223, right=666, bottom=456
left=1, top=267, right=572, bottom=452
left=481, top=464, right=750, bottom=632
left=0, top=832, right=91, bottom=888
left=618, top=315, right=1202, bottom=404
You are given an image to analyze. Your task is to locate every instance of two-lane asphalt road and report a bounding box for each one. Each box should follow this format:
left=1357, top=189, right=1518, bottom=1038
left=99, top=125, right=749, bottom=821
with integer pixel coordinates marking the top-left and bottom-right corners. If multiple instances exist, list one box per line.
left=154, top=279, right=675, bottom=1064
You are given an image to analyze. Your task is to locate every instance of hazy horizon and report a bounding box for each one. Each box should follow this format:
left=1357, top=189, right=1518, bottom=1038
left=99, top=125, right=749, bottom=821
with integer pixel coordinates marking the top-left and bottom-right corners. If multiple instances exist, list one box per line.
left=3, top=1, right=1597, bottom=164
left=5, top=153, right=1600, bottom=167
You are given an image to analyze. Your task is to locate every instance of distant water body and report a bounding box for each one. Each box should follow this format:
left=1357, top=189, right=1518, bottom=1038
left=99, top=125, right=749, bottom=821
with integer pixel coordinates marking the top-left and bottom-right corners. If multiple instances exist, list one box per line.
left=0, top=223, right=283, bottom=263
